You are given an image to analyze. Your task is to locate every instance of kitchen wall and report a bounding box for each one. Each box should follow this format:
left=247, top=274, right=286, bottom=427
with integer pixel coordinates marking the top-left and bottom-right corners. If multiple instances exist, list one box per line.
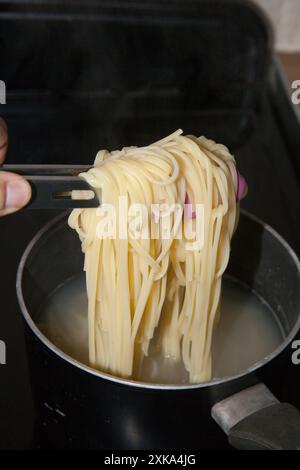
left=251, top=0, right=300, bottom=52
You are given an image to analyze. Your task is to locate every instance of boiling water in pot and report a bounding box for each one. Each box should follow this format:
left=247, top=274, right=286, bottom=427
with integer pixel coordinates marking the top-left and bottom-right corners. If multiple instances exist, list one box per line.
left=38, top=275, right=283, bottom=384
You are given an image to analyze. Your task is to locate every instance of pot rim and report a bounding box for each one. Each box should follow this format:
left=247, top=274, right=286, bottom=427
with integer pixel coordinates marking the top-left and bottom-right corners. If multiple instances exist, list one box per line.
left=16, top=210, right=300, bottom=391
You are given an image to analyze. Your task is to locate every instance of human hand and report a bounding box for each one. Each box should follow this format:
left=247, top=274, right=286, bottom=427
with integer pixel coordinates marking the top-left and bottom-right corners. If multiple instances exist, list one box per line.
left=0, top=118, right=31, bottom=216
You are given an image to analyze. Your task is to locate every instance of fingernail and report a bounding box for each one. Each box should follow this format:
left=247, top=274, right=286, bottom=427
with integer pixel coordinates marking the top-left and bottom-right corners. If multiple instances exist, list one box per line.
left=236, top=172, right=248, bottom=201
left=5, top=179, right=31, bottom=209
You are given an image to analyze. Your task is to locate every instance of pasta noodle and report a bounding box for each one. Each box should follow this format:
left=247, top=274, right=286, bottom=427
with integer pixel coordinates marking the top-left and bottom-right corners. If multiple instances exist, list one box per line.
left=68, top=130, right=238, bottom=383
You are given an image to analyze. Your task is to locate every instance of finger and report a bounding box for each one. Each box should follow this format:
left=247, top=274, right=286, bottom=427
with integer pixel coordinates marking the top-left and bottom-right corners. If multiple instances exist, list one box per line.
left=0, top=117, right=8, bottom=164
left=0, top=172, right=31, bottom=216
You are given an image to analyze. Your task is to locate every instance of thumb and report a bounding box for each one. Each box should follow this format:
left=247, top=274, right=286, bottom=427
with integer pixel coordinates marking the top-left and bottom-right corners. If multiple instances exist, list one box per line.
left=0, top=172, right=31, bottom=216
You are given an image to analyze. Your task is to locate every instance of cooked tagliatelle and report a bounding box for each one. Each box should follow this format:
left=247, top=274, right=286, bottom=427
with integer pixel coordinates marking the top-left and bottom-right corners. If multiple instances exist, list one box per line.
left=68, top=130, right=239, bottom=383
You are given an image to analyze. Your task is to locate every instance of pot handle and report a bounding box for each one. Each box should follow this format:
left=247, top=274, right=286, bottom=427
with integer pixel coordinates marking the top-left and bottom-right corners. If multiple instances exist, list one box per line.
left=211, top=383, right=300, bottom=450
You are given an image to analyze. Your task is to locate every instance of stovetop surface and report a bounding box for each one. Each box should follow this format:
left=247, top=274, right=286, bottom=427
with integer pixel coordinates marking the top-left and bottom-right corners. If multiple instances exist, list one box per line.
left=0, top=64, right=299, bottom=450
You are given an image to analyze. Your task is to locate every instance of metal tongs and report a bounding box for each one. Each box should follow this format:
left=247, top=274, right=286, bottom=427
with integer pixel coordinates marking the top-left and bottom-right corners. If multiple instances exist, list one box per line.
left=0, top=165, right=99, bottom=209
